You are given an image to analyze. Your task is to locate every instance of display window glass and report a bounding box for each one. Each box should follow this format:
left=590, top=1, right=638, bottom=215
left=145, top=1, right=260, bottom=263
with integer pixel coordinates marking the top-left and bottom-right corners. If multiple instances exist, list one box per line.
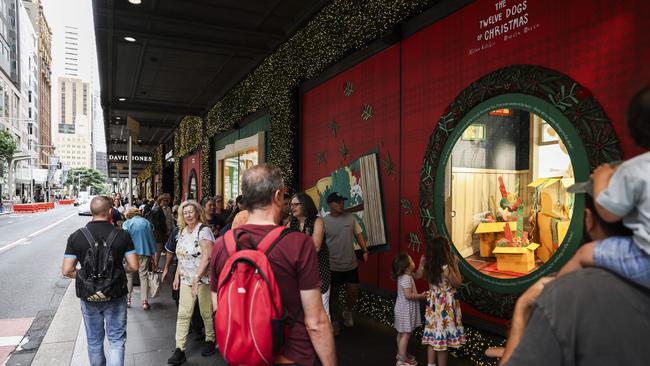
left=445, top=107, right=575, bottom=280
left=222, top=148, right=258, bottom=204
left=145, top=179, right=152, bottom=199
left=425, top=92, right=596, bottom=293
left=187, top=169, right=198, bottom=200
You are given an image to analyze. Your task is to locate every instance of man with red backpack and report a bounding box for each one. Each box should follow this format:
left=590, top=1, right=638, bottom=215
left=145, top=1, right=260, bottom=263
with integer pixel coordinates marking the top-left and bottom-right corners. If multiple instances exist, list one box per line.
left=210, top=164, right=336, bottom=366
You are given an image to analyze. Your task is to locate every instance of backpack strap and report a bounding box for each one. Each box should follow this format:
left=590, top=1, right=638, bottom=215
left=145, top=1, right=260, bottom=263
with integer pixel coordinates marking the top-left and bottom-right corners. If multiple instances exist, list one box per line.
left=79, top=227, right=95, bottom=248
left=105, top=228, right=119, bottom=249
left=223, top=229, right=238, bottom=257
left=256, top=226, right=290, bottom=255
left=222, top=227, right=291, bottom=257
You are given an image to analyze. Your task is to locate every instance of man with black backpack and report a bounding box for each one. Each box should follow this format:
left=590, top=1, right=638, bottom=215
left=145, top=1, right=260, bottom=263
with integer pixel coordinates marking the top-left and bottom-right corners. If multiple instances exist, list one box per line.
left=146, top=195, right=168, bottom=265
left=210, top=164, right=336, bottom=366
left=62, top=196, right=139, bottom=366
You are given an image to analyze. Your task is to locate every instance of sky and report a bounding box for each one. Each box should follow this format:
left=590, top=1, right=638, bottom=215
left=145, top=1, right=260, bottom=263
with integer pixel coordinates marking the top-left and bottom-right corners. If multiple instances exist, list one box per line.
left=41, top=0, right=106, bottom=154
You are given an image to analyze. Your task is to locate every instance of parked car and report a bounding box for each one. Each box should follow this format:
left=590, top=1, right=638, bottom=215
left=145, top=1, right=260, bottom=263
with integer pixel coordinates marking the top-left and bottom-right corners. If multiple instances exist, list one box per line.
left=77, top=196, right=96, bottom=216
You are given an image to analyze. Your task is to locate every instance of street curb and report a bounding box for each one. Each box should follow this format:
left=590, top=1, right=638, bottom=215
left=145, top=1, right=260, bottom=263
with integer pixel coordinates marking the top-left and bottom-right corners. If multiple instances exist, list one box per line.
left=31, top=281, right=81, bottom=366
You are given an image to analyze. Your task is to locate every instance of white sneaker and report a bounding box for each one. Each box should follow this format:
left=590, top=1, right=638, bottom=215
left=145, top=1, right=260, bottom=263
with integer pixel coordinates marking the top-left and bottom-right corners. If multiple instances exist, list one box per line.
left=342, top=310, right=354, bottom=327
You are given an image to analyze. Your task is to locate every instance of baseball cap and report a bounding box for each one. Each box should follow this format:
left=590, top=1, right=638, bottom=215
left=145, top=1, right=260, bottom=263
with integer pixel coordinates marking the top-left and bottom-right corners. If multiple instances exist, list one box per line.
left=567, top=180, right=592, bottom=196
left=567, top=160, right=623, bottom=197
left=327, top=192, right=348, bottom=203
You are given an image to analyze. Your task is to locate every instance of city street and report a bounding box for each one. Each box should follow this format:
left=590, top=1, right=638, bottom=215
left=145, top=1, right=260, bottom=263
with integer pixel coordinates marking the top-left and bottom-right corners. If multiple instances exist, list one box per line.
left=0, top=205, right=87, bottom=365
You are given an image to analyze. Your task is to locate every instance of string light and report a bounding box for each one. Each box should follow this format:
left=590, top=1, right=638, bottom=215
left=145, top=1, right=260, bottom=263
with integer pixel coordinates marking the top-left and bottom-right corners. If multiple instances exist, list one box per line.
left=162, top=0, right=438, bottom=197
left=349, top=288, right=504, bottom=366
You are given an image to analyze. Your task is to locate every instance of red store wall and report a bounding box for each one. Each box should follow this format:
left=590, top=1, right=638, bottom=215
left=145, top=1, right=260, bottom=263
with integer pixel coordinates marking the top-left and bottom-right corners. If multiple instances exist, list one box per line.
left=300, top=0, right=650, bottom=293
left=181, top=150, right=202, bottom=202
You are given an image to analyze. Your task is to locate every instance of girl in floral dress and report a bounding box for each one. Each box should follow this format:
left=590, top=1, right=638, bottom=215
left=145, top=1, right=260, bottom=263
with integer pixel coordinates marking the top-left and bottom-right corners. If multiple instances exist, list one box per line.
left=418, top=236, right=465, bottom=366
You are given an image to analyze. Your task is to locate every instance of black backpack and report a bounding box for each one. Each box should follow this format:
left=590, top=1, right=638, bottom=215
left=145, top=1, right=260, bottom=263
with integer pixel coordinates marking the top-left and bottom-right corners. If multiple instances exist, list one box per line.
left=75, top=227, right=127, bottom=302
left=146, top=206, right=167, bottom=233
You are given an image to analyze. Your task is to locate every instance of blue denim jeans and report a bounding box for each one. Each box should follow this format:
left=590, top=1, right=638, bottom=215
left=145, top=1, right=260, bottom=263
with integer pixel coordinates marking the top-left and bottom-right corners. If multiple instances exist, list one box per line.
left=594, top=236, right=650, bottom=289
left=80, top=296, right=128, bottom=366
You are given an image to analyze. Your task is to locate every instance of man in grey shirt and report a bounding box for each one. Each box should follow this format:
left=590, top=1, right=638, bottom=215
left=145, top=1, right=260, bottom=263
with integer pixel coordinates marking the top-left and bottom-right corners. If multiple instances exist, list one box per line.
left=323, top=192, right=368, bottom=335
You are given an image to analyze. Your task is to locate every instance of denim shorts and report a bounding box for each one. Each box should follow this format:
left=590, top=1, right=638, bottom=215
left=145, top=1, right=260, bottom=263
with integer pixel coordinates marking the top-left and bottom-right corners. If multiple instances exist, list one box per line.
left=594, top=236, right=650, bottom=289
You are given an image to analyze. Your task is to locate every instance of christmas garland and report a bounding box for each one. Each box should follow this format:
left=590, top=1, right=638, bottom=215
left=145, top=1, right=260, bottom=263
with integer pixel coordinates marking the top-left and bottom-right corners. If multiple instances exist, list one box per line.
left=137, top=165, right=152, bottom=183
left=201, top=0, right=442, bottom=195
left=152, top=144, right=163, bottom=175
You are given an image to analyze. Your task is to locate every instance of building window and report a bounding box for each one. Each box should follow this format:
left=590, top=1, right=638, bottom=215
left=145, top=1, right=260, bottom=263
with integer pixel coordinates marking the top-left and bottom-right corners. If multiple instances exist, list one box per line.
left=72, top=82, right=76, bottom=122
left=83, top=84, right=87, bottom=115
left=60, top=83, right=65, bottom=122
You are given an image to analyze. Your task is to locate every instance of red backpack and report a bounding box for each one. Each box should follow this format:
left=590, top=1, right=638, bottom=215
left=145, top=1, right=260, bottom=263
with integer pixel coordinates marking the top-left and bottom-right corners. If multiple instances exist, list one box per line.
left=215, top=226, right=292, bottom=366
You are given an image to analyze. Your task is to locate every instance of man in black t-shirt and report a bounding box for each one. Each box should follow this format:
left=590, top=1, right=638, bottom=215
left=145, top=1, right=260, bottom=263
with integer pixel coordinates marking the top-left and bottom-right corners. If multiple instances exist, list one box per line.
left=62, top=196, right=138, bottom=366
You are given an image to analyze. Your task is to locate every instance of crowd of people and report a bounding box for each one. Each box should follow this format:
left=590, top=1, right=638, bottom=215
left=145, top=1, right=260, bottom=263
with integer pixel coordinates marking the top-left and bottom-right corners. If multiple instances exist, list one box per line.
left=60, top=87, right=650, bottom=366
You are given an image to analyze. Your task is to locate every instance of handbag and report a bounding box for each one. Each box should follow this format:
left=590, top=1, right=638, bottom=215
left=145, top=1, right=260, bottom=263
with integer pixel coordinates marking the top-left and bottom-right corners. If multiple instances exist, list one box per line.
left=147, top=271, right=162, bottom=298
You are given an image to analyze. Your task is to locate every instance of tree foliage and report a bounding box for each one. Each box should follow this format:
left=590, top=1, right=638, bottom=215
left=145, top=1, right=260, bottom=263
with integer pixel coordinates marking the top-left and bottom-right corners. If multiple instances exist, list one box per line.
left=64, top=167, right=108, bottom=194
left=0, top=129, right=17, bottom=162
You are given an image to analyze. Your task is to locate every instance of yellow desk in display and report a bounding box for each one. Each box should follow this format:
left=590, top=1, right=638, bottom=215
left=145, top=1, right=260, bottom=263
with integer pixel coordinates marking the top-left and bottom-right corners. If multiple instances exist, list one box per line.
left=492, top=243, right=540, bottom=274
left=475, top=222, right=517, bottom=258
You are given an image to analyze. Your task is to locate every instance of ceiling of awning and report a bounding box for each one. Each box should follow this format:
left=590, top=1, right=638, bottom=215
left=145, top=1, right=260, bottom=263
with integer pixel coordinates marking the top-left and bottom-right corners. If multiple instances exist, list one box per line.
left=93, top=0, right=330, bottom=177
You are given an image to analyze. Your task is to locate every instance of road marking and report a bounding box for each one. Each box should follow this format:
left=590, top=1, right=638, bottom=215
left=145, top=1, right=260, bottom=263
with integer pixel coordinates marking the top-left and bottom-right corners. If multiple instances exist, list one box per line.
left=0, top=213, right=77, bottom=255
left=0, top=318, right=33, bottom=364
left=0, top=336, right=22, bottom=347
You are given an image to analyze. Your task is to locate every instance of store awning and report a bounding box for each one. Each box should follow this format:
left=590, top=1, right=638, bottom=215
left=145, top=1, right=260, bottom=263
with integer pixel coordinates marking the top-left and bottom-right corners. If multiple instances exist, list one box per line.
left=93, top=0, right=329, bottom=177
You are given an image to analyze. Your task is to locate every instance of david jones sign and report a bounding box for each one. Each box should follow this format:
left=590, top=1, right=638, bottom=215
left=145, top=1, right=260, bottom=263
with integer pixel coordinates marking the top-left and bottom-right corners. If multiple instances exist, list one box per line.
left=108, top=154, right=152, bottom=163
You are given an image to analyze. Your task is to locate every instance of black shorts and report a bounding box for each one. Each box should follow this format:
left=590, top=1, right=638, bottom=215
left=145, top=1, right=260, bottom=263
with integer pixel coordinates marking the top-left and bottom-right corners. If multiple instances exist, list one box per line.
left=330, top=268, right=359, bottom=287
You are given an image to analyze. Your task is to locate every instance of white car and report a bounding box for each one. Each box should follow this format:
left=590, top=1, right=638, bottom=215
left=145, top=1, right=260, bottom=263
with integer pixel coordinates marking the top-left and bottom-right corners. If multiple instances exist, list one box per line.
left=77, top=196, right=97, bottom=216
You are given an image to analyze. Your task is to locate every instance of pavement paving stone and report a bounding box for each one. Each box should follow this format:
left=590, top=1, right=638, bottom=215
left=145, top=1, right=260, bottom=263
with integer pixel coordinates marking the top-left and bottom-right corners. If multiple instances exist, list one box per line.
left=29, top=260, right=474, bottom=366
left=30, top=341, right=76, bottom=366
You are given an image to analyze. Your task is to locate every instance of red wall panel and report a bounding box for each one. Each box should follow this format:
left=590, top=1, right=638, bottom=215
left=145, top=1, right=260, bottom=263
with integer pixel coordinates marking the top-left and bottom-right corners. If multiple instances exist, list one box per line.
left=301, top=45, right=401, bottom=290
left=301, top=0, right=650, bottom=292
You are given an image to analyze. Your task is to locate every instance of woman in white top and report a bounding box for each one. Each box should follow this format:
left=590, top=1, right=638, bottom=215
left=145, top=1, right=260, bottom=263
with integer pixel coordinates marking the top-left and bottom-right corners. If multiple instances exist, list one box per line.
left=113, top=196, right=126, bottom=215
left=168, top=200, right=216, bottom=364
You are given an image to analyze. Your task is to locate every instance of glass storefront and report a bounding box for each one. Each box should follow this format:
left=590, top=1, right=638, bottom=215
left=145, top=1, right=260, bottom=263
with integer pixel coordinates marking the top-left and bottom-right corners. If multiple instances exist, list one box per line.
left=222, top=148, right=258, bottom=204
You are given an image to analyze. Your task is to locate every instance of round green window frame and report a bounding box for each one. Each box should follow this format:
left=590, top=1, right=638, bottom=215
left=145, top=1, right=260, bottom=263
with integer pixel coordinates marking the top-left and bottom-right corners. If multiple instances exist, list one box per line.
left=434, top=93, right=589, bottom=293
left=419, top=65, right=623, bottom=310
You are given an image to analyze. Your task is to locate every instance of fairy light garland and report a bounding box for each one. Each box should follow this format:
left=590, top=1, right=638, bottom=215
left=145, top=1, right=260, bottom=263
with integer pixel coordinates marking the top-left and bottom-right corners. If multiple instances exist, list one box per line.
left=352, top=289, right=504, bottom=366
left=160, top=0, right=522, bottom=357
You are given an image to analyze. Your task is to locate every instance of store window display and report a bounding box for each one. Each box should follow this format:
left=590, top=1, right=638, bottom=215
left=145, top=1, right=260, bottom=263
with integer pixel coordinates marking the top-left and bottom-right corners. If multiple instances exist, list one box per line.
left=444, top=108, right=574, bottom=279
left=187, top=169, right=198, bottom=200
left=222, top=148, right=258, bottom=204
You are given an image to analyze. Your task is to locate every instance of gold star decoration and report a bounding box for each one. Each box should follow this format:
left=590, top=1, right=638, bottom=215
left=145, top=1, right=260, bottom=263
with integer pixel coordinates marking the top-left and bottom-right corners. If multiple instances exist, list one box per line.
left=329, top=119, right=339, bottom=137
left=339, top=140, right=350, bottom=161
left=344, top=81, right=354, bottom=96
left=361, top=104, right=373, bottom=120
left=408, top=232, right=422, bottom=253
left=316, top=151, right=326, bottom=167
left=400, top=198, right=413, bottom=215
left=382, top=150, right=397, bottom=176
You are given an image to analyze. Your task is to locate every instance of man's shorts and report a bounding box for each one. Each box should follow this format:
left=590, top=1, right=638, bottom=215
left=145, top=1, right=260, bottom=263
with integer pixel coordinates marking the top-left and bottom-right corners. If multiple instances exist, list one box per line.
left=330, top=268, right=359, bottom=287
left=593, top=236, right=650, bottom=289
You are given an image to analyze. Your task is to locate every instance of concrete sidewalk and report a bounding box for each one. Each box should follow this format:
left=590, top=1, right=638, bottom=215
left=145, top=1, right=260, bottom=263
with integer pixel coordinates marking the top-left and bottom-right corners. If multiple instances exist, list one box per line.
left=30, top=281, right=474, bottom=366
left=31, top=281, right=225, bottom=366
